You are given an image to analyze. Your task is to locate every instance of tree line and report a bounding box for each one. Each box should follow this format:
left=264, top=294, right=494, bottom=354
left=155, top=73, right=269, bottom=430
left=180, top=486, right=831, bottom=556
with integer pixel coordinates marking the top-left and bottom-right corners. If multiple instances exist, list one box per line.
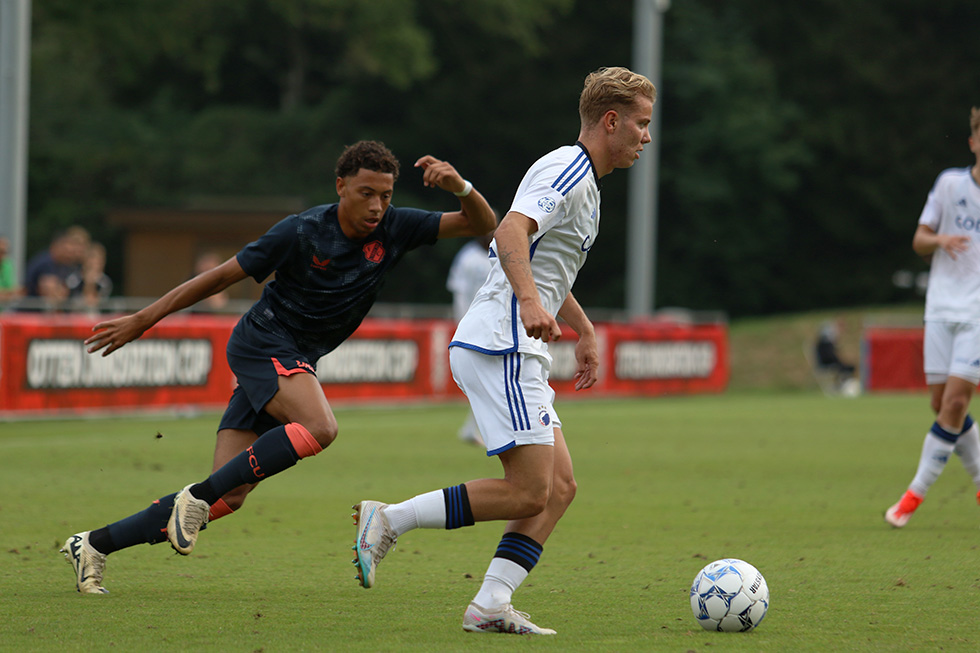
left=25, top=0, right=980, bottom=317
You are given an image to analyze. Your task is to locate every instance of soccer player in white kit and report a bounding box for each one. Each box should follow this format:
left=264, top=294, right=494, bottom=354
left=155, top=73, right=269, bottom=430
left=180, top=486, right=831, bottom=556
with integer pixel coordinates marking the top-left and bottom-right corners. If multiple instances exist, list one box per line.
left=885, top=107, right=980, bottom=527
left=351, top=67, right=655, bottom=634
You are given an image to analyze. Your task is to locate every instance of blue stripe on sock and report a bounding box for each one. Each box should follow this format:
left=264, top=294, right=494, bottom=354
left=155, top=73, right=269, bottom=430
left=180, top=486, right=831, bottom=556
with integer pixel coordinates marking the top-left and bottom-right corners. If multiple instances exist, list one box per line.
left=494, top=532, right=543, bottom=570
left=962, top=414, right=975, bottom=434
left=443, top=484, right=474, bottom=529
left=930, top=421, right=960, bottom=443
left=447, top=486, right=460, bottom=527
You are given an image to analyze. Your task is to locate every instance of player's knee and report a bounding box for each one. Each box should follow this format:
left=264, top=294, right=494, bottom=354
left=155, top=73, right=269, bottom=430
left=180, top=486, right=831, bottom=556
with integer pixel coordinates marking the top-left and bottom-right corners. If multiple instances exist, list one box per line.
left=941, top=395, right=971, bottom=423
left=285, top=421, right=334, bottom=456
left=513, top=484, right=551, bottom=518
left=519, top=495, right=550, bottom=518
left=553, top=474, right=577, bottom=510
left=310, top=421, right=338, bottom=448
left=299, top=418, right=338, bottom=449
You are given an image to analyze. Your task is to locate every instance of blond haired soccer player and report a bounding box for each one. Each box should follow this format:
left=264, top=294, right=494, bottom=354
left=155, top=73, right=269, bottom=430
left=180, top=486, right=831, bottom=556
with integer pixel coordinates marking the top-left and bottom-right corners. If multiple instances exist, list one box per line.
left=885, top=107, right=980, bottom=527
left=59, top=141, right=495, bottom=594
left=352, top=67, right=656, bottom=635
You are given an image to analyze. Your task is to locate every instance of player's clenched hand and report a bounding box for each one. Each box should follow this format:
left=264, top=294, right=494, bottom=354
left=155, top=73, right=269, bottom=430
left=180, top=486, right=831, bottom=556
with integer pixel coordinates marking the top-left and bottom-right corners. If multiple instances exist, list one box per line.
left=939, top=234, right=970, bottom=260
left=413, top=155, right=468, bottom=195
left=84, top=315, right=149, bottom=356
left=573, top=335, right=599, bottom=391
left=520, top=303, right=562, bottom=343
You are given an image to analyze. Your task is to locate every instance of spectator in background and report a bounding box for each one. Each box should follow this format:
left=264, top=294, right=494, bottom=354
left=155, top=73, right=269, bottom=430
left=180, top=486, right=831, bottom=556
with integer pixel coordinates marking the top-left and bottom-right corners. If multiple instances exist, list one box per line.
left=814, top=320, right=857, bottom=393
left=446, top=229, right=496, bottom=446
left=67, top=242, right=113, bottom=313
left=24, top=226, right=90, bottom=309
left=0, top=235, right=23, bottom=304
left=190, top=251, right=231, bottom=312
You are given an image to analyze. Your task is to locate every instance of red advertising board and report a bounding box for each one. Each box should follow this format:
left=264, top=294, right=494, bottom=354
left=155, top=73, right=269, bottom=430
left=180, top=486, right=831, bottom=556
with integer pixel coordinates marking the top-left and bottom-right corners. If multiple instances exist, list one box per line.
left=862, top=326, right=927, bottom=392
left=0, top=313, right=238, bottom=414
left=0, top=313, right=729, bottom=417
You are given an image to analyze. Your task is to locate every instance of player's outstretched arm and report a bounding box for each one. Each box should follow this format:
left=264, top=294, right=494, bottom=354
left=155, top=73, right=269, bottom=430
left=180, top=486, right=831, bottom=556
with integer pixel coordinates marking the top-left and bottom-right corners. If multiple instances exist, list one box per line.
left=414, top=155, right=496, bottom=239
left=557, top=292, right=599, bottom=391
left=85, top=257, right=248, bottom=356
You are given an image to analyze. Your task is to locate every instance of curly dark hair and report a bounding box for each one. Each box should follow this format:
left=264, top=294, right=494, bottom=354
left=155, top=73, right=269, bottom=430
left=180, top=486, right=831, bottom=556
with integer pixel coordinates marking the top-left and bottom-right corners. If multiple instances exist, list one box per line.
left=334, top=140, right=400, bottom=180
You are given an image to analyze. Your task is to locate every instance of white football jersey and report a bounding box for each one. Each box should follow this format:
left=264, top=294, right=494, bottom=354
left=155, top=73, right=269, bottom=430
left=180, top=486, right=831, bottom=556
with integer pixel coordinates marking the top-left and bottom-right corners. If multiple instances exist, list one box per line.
left=450, top=143, right=600, bottom=357
left=919, top=166, right=980, bottom=323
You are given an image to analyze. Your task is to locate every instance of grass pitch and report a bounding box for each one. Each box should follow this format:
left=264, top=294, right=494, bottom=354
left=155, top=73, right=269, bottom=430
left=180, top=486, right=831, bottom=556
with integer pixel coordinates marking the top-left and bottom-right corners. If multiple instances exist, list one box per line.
left=2, top=393, right=979, bottom=651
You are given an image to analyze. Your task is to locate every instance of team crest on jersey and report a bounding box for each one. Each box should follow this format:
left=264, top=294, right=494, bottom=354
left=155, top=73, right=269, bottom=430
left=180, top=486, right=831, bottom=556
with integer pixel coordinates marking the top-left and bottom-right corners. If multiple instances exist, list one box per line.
left=537, top=406, right=552, bottom=427
left=311, top=255, right=331, bottom=270
left=362, top=241, right=385, bottom=263
left=537, top=197, right=557, bottom=213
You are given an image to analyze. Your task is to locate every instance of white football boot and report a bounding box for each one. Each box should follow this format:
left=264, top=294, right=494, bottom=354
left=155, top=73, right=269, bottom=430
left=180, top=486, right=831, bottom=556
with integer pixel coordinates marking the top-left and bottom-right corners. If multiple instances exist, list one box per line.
left=462, top=602, right=556, bottom=635
left=60, top=532, right=109, bottom=594
left=168, top=484, right=210, bottom=554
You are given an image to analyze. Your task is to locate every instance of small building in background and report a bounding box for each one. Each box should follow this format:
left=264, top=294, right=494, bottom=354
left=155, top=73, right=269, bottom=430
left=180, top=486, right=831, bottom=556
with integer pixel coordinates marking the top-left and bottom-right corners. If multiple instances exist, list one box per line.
left=108, top=196, right=307, bottom=300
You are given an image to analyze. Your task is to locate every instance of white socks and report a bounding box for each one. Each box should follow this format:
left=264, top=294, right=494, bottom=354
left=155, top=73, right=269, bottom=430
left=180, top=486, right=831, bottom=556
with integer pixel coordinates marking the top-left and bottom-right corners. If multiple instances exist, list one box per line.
left=383, top=490, right=446, bottom=536
left=472, top=558, right=528, bottom=610
left=910, top=430, right=956, bottom=497
left=954, top=420, right=980, bottom=491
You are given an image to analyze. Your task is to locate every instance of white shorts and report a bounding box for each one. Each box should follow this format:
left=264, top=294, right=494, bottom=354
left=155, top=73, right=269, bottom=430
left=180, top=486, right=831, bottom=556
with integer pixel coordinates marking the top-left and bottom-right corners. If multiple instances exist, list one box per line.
left=449, top=346, right=561, bottom=456
left=923, top=320, right=980, bottom=385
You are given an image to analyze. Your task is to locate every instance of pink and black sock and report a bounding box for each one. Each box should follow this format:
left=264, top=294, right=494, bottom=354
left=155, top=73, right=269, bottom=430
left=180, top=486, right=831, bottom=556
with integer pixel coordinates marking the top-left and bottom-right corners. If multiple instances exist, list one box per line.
left=190, top=423, right=321, bottom=505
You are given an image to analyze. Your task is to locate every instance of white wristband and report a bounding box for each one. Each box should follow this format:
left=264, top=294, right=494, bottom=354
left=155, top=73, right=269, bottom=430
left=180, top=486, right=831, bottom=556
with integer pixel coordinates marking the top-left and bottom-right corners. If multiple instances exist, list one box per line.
left=453, top=179, right=473, bottom=197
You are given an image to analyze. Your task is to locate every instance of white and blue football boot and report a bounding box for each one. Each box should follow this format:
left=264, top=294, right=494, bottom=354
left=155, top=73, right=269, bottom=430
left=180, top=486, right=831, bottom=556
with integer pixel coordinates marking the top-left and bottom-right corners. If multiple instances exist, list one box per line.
left=351, top=500, right=396, bottom=588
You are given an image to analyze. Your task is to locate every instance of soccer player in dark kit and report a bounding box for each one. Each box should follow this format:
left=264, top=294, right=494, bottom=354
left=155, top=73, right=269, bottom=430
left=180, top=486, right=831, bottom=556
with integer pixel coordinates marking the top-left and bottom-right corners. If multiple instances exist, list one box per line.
left=60, top=140, right=496, bottom=594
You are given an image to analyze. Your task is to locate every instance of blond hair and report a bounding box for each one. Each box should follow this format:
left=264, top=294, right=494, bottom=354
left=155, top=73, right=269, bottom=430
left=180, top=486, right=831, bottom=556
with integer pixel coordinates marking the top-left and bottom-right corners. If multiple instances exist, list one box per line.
left=579, top=66, right=656, bottom=126
left=971, top=107, right=980, bottom=135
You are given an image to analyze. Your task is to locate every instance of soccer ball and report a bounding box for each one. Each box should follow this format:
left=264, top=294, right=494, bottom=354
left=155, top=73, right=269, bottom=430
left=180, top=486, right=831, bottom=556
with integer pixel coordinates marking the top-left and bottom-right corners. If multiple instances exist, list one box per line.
left=690, top=558, right=769, bottom=632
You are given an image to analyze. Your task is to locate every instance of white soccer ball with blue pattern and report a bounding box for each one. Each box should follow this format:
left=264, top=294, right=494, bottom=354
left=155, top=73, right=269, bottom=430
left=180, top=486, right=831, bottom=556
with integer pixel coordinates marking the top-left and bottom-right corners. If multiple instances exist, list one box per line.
left=690, top=558, right=769, bottom=632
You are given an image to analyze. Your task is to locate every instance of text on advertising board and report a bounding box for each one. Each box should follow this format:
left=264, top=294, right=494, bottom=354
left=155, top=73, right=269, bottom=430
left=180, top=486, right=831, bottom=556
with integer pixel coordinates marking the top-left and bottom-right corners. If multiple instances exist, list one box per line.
left=26, top=339, right=212, bottom=389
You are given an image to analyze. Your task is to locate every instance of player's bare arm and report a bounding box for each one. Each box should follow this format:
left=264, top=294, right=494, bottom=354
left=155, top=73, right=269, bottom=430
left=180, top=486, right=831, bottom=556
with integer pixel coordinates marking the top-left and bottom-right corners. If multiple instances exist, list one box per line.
left=913, top=224, right=970, bottom=260
left=414, top=155, right=496, bottom=239
left=494, top=211, right=562, bottom=343
left=85, top=257, right=248, bottom=356
left=557, top=292, right=599, bottom=391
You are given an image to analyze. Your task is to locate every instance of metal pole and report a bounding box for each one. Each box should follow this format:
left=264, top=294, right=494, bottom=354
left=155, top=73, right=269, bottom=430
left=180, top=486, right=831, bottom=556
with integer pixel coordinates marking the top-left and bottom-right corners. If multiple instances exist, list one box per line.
left=0, top=0, right=31, bottom=285
left=626, top=0, right=667, bottom=319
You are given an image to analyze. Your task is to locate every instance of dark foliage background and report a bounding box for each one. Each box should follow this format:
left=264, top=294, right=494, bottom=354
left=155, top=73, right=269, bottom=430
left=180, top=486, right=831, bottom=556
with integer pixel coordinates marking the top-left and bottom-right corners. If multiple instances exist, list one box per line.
left=25, top=0, right=979, bottom=316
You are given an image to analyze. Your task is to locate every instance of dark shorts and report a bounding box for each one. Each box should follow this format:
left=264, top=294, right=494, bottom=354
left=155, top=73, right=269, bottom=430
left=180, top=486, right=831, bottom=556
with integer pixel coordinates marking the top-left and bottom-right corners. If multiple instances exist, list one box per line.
left=217, top=316, right=317, bottom=434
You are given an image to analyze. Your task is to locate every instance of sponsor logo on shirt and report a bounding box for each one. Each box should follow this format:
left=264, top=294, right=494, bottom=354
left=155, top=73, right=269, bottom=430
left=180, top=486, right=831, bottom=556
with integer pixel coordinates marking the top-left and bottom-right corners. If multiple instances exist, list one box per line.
left=954, top=214, right=980, bottom=232
left=537, top=197, right=557, bottom=213
left=363, top=241, right=385, bottom=263
left=311, top=255, right=331, bottom=270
